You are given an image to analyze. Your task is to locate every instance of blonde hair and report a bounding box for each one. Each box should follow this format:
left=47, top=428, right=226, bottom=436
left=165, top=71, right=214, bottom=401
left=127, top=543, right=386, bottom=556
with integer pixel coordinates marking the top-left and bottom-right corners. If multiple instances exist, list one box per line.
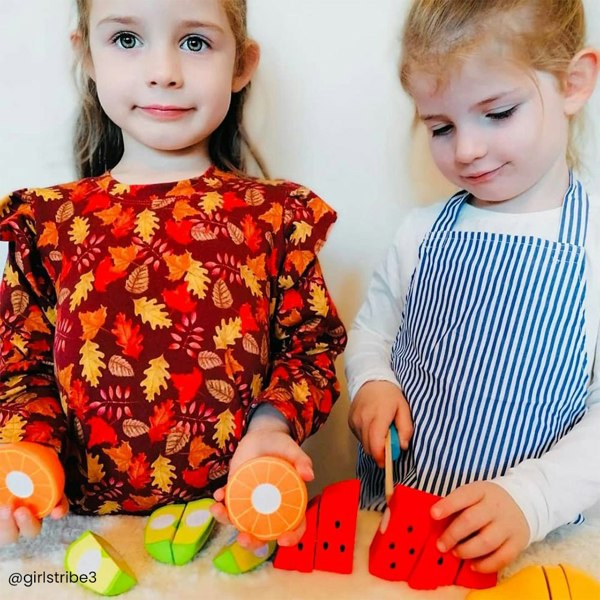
left=399, top=0, right=587, bottom=169
left=73, top=0, right=266, bottom=178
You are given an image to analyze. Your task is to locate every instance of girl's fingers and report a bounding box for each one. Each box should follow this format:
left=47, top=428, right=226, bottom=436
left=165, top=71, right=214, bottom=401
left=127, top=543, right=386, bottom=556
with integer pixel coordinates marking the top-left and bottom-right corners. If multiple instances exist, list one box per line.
left=209, top=501, right=231, bottom=526
left=471, top=539, right=517, bottom=573
left=13, top=507, right=41, bottom=539
left=368, top=418, right=388, bottom=467
left=286, top=450, right=314, bottom=483
left=436, top=503, right=491, bottom=553
left=361, top=421, right=373, bottom=459
left=294, top=460, right=314, bottom=482
left=277, top=517, right=307, bottom=547
left=452, top=522, right=508, bottom=560
left=0, top=507, right=19, bottom=546
left=213, top=487, right=225, bottom=502
left=291, top=452, right=314, bottom=482
left=236, top=531, right=268, bottom=551
left=347, top=410, right=360, bottom=439
left=394, top=400, right=414, bottom=450
left=431, top=483, right=484, bottom=520
left=270, top=442, right=314, bottom=481
left=50, top=494, right=69, bottom=519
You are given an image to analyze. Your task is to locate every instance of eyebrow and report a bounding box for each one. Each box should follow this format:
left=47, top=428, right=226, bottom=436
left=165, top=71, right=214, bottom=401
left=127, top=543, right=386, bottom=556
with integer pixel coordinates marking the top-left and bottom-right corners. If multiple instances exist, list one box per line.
left=180, top=20, right=224, bottom=32
left=420, top=89, right=520, bottom=122
left=96, top=16, right=224, bottom=33
left=97, top=16, right=132, bottom=26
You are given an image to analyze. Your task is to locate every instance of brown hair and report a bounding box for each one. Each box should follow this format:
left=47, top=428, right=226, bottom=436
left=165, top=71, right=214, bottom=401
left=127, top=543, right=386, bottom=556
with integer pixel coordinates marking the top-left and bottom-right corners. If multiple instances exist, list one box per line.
left=399, top=0, right=587, bottom=169
left=73, top=0, right=266, bottom=178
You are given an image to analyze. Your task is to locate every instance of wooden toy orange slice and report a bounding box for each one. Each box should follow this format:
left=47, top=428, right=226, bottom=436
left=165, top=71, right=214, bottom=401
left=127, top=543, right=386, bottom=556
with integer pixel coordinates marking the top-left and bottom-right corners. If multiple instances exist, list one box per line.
left=225, top=457, right=308, bottom=541
left=0, top=442, right=65, bottom=518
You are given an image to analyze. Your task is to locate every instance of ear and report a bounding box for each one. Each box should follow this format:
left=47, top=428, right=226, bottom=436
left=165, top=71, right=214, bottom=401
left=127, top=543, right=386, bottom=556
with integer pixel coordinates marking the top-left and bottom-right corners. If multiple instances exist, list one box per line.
left=71, top=30, right=95, bottom=81
left=563, top=47, right=599, bottom=116
left=232, top=40, right=260, bottom=93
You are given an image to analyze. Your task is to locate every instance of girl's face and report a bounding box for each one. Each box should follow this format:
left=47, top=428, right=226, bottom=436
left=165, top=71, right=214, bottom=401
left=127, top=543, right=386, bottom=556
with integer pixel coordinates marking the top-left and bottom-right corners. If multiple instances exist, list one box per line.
left=86, top=0, right=251, bottom=165
left=409, top=53, right=571, bottom=211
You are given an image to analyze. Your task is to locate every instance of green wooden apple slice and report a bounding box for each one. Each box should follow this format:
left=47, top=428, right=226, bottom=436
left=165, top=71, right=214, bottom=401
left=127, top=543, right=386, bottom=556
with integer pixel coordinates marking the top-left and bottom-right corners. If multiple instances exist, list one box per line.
left=144, top=504, right=186, bottom=564
left=213, top=534, right=277, bottom=574
left=171, top=498, right=216, bottom=565
left=65, top=531, right=136, bottom=596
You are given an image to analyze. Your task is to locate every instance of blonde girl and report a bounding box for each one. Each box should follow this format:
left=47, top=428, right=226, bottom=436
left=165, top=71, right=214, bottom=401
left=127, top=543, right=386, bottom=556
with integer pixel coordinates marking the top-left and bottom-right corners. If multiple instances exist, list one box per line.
left=0, top=0, right=346, bottom=547
left=347, top=0, right=600, bottom=572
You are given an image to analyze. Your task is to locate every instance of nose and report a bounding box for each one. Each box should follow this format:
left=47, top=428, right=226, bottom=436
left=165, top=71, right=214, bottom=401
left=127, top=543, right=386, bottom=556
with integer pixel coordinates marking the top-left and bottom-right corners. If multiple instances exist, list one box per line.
left=454, top=127, right=487, bottom=164
left=146, top=45, right=183, bottom=88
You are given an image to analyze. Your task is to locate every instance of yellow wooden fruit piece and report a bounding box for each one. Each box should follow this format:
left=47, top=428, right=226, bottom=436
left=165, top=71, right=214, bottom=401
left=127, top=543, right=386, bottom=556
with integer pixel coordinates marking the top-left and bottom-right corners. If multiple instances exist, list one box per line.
left=542, top=565, right=570, bottom=600
left=467, top=565, right=548, bottom=600
left=561, top=563, right=600, bottom=599
left=467, top=564, right=600, bottom=600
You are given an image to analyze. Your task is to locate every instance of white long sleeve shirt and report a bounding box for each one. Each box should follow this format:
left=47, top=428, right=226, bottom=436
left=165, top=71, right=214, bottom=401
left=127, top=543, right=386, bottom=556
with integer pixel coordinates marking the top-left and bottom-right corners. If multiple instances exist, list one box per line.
left=345, top=197, right=600, bottom=543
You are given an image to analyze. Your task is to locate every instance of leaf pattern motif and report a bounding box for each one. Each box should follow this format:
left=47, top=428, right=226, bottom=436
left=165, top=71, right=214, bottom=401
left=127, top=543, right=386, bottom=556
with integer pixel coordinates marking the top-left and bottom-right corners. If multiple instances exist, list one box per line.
left=125, top=265, right=149, bottom=294
left=108, top=355, right=135, bottom=377
left=11, top=290, right=29, bottom=315
left=212, top=279, right=233, bottom=309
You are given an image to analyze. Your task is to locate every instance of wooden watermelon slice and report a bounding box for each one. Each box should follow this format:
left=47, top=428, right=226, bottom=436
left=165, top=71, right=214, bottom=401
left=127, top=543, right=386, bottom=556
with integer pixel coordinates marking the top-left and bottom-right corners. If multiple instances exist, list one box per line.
left=406, top=526, right=462, bottom=589
left=369, top=484, right=439, bottom=582
left=313, top=479, right=361, bottom=574
left=369, top=484, right=497, bottom=590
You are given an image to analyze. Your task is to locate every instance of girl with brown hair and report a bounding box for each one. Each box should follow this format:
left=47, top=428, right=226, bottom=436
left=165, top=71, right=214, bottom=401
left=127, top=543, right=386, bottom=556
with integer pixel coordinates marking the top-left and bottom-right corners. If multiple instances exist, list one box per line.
left=0, top=0, right=346, bottom=549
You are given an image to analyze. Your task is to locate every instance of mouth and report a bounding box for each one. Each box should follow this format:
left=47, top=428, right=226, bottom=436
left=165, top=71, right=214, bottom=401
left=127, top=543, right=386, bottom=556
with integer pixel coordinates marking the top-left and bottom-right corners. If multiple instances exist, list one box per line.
left=462, top=164, right=506, bottom=183
left=137, top=105, right=193, bottom=119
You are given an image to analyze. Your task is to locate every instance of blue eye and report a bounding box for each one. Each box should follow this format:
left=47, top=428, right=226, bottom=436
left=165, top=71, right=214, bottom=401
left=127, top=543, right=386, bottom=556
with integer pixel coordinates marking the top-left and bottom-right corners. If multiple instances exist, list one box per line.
left=488, top=106, right=518, bottom=120
left=112, top=32, right=140, bottom=49
left=181, top=35, right=209, bottom=52
left=431, top=124, right=454, bottom=138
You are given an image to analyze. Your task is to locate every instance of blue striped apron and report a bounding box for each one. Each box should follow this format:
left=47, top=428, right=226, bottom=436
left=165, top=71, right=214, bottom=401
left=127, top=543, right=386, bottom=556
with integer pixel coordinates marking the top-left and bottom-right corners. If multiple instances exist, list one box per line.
left=358, top=175, right=589, bottom=512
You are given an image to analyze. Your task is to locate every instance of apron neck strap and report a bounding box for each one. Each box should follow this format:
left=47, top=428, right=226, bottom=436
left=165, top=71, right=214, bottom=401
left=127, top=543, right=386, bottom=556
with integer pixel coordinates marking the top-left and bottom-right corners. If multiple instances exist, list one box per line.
left=428, top=172, right=589, bottom=246
left=428, top=190, right=470, bottom=234
left=558, top=172, right=589, bottom=246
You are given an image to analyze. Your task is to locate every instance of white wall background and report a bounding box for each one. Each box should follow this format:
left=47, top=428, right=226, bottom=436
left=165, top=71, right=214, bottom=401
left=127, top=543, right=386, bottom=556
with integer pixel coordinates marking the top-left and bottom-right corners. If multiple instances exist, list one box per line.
left=1, top=0, right=599, bottom=495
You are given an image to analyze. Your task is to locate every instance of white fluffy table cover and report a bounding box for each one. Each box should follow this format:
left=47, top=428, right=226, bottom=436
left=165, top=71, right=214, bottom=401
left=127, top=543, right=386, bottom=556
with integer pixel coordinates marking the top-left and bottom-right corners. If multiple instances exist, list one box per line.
left=1, top=504, right=600, bottom=600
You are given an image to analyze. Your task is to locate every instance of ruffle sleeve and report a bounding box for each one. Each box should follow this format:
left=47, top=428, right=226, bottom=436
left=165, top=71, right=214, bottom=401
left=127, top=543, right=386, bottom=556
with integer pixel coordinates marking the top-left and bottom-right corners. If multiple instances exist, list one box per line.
left=248, top=182, right=347, bottom=443
left=0, top=190, right=66, bottom=455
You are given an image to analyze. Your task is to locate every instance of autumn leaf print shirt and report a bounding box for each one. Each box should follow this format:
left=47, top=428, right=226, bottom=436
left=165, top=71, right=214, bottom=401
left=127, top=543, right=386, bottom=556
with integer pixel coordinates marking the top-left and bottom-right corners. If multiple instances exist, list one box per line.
left=0, top=166, right=346, bottom=515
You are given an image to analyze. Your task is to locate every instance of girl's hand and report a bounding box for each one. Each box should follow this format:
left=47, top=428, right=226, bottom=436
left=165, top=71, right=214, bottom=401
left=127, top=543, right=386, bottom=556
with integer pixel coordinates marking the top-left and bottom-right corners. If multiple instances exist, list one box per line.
left=348, top=380, right=413, bottom=468
left=0, top=494, right=69, bottom=546
left=431, top=481, right=530, bottom=573
left=210, top=411, right=313, bottom=550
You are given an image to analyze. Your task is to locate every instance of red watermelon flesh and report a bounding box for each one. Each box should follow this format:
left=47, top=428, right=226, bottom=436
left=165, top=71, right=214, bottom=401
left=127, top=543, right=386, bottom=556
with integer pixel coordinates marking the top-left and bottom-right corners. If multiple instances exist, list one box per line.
left=314, top=479, right=361, bottom=574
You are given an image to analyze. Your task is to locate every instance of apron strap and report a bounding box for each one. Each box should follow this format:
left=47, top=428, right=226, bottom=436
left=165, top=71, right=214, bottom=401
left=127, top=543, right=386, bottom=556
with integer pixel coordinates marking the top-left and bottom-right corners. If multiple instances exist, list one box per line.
left=428, top=172, right=589, bottom=246
left=558, top=172, right=589, bottom=246
left=428, top=190, right=470, bottom=234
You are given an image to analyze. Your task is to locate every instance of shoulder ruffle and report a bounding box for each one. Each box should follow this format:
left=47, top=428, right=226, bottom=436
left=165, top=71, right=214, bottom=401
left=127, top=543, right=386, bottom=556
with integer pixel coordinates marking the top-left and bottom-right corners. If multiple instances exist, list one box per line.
left=279, top=181, right=338, bottom=257
left=0, top=180, right=88, bottom=244
left=0, top=189, right=36, bottom=243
